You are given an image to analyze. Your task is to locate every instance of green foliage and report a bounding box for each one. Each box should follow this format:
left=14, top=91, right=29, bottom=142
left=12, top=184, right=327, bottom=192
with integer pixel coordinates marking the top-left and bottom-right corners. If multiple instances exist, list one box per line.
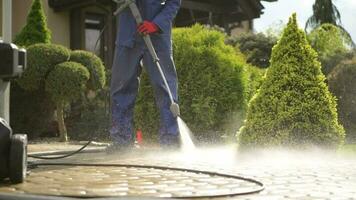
left=45, top=61, right=90, bottom=141
left=308, top=24, right=349, bottom=55
left=239, top=14, right=344, bottom=149
left=306, top=0, right=341, bottom=31
left=70, top=50, right=106, bottom=91
left=10, top=83, right=56, bottom=139
left=135, top=25, right=248, bottom=141
left=227, top=33, right=277, bottom=68
left=13, top=0, right=51, bottom=47
left=67, top=97, right=110, bottom=141
left=17, top=44, right=70, bottom=91
left=308, top=24, right=353, bottom=74
left=46, top=62, right=90, bottom=103
left=306, top=0, right=354, bottom=46
left=328, top=56, right=356, bottom=142
left=246, top=65, right=265, bottom=100
left=11, top=0, right=53, bottom=139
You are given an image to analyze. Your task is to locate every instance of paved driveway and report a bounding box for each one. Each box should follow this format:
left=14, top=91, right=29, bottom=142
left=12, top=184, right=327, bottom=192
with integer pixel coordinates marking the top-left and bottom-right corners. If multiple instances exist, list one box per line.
left=0, top=144, right=355, bottom=200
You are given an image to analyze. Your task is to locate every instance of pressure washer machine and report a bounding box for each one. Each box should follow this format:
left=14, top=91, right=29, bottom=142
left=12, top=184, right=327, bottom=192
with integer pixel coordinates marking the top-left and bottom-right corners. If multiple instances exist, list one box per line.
left=0, top=119, right=27, bottom=183
left=0, top=41, right=28, bottom=184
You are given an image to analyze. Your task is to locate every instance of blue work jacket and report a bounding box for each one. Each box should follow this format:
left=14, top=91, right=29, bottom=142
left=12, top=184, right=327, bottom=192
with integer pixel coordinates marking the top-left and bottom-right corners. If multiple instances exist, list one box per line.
left=116, top=0, right=181, bottom=52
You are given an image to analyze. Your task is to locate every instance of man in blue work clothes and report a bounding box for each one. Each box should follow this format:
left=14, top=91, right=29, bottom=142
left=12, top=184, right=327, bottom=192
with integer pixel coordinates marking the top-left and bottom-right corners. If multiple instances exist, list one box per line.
left=109, top=0, right=181, bottom=151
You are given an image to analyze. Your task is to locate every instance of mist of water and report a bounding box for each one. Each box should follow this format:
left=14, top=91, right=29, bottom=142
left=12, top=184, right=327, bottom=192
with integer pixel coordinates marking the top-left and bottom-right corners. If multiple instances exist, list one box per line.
left=177, top=117, right=195, bottom=151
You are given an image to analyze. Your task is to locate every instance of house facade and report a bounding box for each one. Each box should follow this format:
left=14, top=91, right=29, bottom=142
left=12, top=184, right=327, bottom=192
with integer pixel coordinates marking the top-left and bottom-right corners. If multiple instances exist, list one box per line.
left=0, top=0, right=276, bottom=67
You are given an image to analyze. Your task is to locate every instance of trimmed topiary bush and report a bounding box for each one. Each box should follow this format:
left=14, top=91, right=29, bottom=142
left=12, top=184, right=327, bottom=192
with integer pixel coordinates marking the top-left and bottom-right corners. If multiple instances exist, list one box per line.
left=135, top=24, right=248, bottom=141
left=328, top=56, right=356, bottom=142
left=12, top=44, right=70, bottom=139
left=46, top=62, right=90, bottom=142
left=70, top=50, right=106, bottom=91
left=17, top=43, right=70, bottom=91
left=14, top=0, right=51, bottom=47
left=67, top=51, right=108, bottom=140
left=238, top=14, right=344, bottom=149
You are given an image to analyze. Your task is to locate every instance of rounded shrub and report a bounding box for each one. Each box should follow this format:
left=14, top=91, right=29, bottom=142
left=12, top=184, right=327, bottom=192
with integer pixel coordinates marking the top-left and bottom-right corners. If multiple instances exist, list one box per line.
left=238, top=14, right=344, bottom=149
left=328, top=56, right=356, bottom=142
left=135, top=24, right=248, bottom=141
left=46, top=62, right=90, bottom=102
left=46, top=61, right=90, bottom=141
left=17, top=43, right=70, bottom=91
left=70, top=50, right=106, bottom=90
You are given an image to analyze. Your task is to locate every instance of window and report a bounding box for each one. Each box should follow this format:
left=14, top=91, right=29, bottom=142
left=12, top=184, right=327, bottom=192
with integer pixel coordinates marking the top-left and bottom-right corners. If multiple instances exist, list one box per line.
left=84, top=13, right=105, bottom=57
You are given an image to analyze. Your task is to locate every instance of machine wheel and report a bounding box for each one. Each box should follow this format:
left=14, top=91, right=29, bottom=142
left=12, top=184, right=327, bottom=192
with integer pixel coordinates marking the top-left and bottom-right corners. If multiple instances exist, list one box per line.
left=9, top=134, right=27, bottom=183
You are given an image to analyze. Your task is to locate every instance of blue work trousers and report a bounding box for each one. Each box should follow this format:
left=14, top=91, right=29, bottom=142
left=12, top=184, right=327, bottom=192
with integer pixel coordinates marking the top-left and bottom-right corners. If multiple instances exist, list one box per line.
left=110, top=41, right=179, bottom=146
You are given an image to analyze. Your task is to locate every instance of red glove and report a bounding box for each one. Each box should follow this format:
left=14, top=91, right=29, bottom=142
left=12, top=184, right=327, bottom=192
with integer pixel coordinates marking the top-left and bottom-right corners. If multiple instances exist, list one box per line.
left=137, top=21, right=159, bottom=35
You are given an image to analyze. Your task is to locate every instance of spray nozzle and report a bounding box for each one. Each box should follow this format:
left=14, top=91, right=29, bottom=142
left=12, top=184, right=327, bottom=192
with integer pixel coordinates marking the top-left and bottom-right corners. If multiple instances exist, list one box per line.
left=170, top=103, right=180, bottom=118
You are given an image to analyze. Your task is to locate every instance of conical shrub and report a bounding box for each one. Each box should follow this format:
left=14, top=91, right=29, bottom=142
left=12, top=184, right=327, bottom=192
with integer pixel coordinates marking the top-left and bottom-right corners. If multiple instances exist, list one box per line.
left=14, top=0, right=51, bottom=47
left=238, top=14, right=344, bottom=148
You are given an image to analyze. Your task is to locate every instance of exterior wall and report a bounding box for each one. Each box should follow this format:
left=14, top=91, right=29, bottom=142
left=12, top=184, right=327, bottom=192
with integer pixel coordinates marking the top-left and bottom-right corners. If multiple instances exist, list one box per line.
left=231, top=20, right=253, bottom=36
left=43, top=0, right=70, bottom=47
left=0, top=1, right=2, bottom=37
left=1, top=0, right=256, bottom=46
left=0, top=0, right=70, bottom=47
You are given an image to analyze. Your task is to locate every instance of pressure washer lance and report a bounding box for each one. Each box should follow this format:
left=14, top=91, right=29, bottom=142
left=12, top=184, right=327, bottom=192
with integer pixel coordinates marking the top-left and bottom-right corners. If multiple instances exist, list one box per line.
left=114, top=0, right=180, bottom=118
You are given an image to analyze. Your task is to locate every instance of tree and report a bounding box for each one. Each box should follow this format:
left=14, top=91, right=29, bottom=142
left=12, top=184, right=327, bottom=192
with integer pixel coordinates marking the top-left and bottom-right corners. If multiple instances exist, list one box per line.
left=46, top=62, right=90, bottom=142
left=227, top=33, right=277, bottom=68
left=14, top=0, right=51, bottom=47
left=306, top=0, right=354, bottom=46
left=308, top=24, right=353, bottom=75
left=239, top=14, right=344, bottom=149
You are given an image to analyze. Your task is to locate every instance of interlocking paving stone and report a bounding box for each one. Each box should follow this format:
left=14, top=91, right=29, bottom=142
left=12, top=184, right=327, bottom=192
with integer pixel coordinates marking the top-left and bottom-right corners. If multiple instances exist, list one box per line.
left=1, top=146, right=356, bottom=199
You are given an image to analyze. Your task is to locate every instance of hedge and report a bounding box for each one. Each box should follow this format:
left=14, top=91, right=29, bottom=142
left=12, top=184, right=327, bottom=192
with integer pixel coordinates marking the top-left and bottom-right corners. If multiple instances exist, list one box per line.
left=134, top=25, right=248, bottom=141
left=328, top=56, right=356, bottom=142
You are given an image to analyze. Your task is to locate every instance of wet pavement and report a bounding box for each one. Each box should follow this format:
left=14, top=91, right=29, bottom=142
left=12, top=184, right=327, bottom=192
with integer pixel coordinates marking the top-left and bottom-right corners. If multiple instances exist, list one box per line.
left=1, top=144, right=356, bottom=199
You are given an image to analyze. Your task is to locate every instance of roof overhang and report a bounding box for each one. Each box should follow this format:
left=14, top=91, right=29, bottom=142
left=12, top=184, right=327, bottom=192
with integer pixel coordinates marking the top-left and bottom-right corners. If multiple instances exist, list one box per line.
left=48, top=0, right=277, bottom=23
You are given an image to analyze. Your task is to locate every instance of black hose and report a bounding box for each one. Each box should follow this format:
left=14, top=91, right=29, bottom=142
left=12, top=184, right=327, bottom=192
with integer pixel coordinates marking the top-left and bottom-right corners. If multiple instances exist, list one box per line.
left=27, top=162, right=265, bottom=199
left=27, top=141, right=92, bottom=160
